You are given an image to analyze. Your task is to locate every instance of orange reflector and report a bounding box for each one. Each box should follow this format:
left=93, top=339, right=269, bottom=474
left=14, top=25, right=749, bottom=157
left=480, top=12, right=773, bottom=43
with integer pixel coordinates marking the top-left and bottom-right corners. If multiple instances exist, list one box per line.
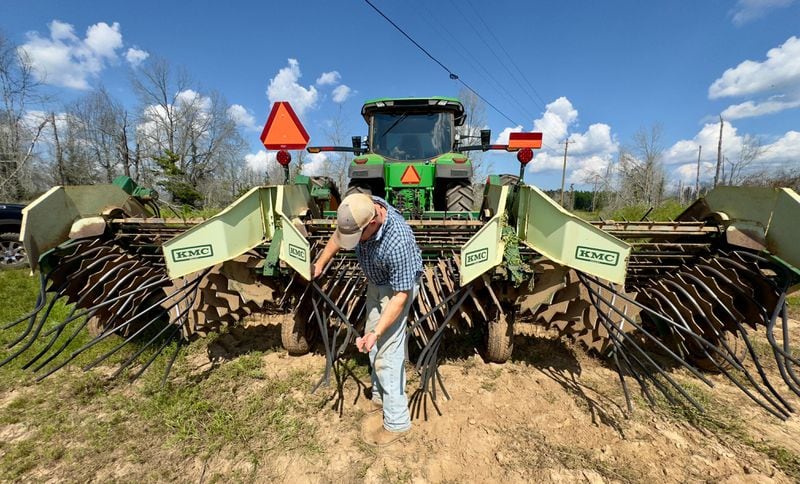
left=260, top=102, right=310, bottom=150
left=508, top=132, right=543, bottom=149
left=400, top=165, right=421, bottom=184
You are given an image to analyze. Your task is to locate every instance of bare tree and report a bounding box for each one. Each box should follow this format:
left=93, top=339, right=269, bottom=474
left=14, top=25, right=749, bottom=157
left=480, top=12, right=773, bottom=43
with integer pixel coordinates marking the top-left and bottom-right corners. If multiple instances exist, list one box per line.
left=320, top=104, right=352, bottom=191
left=0, top=33, right=48, bottom=200
left=724, top=134, right=764, bottom=186
left=456, top=87, right=489, bottom=181
left=132, top=57, right=245, bottom=206
left=615, top=125, right=666, bottom=208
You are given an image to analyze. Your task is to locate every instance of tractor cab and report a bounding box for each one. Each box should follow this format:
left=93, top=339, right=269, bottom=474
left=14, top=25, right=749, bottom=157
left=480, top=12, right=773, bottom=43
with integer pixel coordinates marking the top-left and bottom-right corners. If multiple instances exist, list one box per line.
left=363, top=97, right=465, bottom=161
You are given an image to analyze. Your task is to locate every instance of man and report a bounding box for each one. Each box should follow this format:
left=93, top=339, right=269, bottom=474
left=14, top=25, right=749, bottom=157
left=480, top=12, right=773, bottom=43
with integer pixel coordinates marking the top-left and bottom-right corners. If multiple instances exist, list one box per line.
left=312, top=192, right=422, bottom=446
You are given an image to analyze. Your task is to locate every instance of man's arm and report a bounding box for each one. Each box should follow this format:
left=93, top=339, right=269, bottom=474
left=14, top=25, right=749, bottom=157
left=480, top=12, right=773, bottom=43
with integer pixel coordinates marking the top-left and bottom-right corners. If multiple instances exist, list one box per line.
left=313, top=235, right=341, bottom=279
left=357, top=290, right=410, bottom=352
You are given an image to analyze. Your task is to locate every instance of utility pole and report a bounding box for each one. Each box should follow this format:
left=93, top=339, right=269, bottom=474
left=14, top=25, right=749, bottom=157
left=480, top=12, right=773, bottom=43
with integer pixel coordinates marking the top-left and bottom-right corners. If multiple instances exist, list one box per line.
left=560, top=139, right=572, bottom=207
left=714, top=116, right=723, bottom=188
left=695, top=145, right=702, bottom=197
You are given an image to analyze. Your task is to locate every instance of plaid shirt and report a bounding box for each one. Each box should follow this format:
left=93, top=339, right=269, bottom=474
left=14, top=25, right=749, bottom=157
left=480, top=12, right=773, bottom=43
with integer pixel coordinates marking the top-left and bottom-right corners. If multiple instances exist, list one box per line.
left=355, top=197, right=422, bottom=292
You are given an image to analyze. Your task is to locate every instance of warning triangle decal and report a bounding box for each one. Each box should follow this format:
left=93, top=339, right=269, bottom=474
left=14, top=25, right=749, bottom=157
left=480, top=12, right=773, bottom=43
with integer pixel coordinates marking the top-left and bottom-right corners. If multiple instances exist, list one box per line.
left=260, top=102, right=310, bottom=150
left=400, top=165, right=421, bottom=184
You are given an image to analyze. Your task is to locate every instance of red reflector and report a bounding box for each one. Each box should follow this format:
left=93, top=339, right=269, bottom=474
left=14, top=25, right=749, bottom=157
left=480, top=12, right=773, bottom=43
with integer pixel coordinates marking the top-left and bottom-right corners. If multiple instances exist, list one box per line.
left=453, top=156, right=467, bottom=164
left=276, top=149, right=291, bottom=166
left=400, top=165, right=421, bottom=184
left=517, top=148, right=534, bottom=165
left=354, top=157, right=368, bottom=164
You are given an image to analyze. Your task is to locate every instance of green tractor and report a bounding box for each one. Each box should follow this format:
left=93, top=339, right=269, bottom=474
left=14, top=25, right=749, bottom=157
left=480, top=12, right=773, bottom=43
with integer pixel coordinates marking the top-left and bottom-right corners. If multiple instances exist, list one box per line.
left=311, top=96, right=502, bottom=215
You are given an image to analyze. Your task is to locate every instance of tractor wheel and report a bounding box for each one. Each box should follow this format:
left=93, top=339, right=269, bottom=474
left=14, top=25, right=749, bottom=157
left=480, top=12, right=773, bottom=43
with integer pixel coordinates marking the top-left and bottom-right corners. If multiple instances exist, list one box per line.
left=485, top=308, right=515, bottom=363
left=0, top=232, right=27, bottom=269
left=446, top=182, right=475, bottom=212
left=344, top=183, right=372, bottom=198
left=281, top=312, right=314, bottom=355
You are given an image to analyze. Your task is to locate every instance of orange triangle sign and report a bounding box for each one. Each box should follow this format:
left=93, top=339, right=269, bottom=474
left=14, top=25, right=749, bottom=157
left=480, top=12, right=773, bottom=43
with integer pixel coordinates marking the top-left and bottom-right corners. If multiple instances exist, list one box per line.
left=260, top=102, right=310, bottom=150
left=400, top=165, right=421, bottom=184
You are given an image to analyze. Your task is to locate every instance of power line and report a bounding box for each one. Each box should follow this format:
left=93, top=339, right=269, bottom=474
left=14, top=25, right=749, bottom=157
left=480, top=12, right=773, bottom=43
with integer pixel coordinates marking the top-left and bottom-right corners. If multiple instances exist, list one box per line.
left=362, top=0, right=521, bottom=127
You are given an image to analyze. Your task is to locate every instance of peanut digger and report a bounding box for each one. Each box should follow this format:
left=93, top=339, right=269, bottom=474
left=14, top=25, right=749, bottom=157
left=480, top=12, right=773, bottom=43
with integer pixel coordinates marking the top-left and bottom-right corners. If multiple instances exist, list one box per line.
left=4, top=97, right=800, bottom=420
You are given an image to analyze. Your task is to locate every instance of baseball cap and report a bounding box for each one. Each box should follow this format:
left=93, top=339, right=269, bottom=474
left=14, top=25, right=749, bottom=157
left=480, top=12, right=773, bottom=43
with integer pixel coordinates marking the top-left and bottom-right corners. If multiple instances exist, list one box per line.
left=334, top=193, right=376, bottom=249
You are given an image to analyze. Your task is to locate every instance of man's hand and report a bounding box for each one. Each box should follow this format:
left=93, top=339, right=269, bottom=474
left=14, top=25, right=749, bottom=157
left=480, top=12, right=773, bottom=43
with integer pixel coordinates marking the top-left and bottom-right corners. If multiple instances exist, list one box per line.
left=312, top=261, right=324, bottom=279
left=356, top=332, right=378, bottom=353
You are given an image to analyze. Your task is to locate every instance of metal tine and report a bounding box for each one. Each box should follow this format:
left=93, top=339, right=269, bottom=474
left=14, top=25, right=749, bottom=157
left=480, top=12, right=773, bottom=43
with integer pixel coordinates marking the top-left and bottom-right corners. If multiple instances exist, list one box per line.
left=778, top=301, right=800, bottom=391
left=23, top=267, right=153, bottom=369
left=586, top=274, right=750, bottom=376
left=161, top=339, right=185, bottom=386
left=584, top=273, right=796, bottom=418
left=577, top=278, right=711, bottom=410
left=40, top=273, right=170, bottom=338
left=32, top=274, right=170, bottom=369
left=110, top=300, right=195, bottom=380
left=662, top=279, right=793, bottom=416
left=311, top=296, right=333, bottom=391
left=39, top=261, right=143, bottom=338
left=35, top=273, right=205, bottom=380
left=108, top=280, right=203, bottom=380
left=646, top=286, right=790, bottom=419
left=85, top=274, right=205, bottom=366
left=128, top=325, right=182, bottom=382
left=765, top=286, right=800, bottom=394
left=679, top=272, right=794, bottom=413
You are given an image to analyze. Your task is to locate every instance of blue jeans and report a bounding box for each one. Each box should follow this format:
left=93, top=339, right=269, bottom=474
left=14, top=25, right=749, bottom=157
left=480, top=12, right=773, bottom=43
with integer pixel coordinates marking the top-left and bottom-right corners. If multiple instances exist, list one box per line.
left=365, top=282, right=418, bottom=432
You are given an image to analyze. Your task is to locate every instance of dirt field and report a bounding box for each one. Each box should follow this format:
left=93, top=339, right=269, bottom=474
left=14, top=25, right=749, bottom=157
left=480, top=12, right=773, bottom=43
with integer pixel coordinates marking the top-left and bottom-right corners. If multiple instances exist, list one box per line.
left=2, top=311, right=800, bottom=483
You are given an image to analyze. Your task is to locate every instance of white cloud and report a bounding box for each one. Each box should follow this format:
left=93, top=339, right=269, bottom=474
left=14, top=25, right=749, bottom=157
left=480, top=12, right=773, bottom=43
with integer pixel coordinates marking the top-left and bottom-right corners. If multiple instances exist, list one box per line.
left=303, top=152, right=328, bottom=175
left=227, top=104, right=258, bottom=130
left=709, top=36, right=800, bottom=119
left=533, top=97, right=578, bottom=142
left=245, top=151, right=277, bottom=172
left=331, top=84, right=352, bottom=103
left=125, top=47, right=149, bottom=67
left=730, top=0, right=795, bottom=25
left=665, top=121, right=800, bottom=183
left=493, top=125, right=523, bottom=144
left=19, top=20, right=129, bottom=89
left=316, top=71, right=340, bottom=86
left=266, top=59, right=318, bottom=117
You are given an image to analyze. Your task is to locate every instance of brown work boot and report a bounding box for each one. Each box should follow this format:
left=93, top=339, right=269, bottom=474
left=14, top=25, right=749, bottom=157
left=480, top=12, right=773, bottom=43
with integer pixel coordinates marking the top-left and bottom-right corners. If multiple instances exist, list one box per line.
left=360, top=413, right=410, bottom=447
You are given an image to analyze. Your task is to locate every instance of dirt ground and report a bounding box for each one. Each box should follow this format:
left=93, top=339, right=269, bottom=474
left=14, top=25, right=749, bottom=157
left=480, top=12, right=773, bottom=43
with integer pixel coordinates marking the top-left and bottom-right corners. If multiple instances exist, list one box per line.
left=2, top=316, right=800, bottom=483
left=189, top=320, right=800, bottom=483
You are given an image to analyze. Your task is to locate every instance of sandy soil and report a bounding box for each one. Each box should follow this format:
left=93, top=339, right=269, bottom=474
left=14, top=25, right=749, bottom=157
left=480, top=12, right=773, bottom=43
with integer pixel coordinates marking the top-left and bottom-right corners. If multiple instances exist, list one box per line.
left=180, top=320, right=800, bottom=483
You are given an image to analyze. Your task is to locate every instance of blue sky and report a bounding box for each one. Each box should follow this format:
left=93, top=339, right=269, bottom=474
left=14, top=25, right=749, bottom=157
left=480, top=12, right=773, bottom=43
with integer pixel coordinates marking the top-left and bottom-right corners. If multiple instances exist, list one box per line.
left=2, top=0, right=798, bottom=190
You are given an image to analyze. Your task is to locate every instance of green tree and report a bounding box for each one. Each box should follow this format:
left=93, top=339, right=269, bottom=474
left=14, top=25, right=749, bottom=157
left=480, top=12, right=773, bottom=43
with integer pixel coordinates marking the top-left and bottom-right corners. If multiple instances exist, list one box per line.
left=153, top=150, right=202, bottom=207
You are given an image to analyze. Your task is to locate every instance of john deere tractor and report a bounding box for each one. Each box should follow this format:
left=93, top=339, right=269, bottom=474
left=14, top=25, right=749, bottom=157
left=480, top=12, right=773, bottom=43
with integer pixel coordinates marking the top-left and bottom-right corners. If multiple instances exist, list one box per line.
left=313, top=97, right=483, bottom=215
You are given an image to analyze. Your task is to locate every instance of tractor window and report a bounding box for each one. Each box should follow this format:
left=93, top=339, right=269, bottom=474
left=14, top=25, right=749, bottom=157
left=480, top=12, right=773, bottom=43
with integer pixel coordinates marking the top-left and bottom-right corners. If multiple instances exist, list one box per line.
left=371, top=112, right=453, bottom=160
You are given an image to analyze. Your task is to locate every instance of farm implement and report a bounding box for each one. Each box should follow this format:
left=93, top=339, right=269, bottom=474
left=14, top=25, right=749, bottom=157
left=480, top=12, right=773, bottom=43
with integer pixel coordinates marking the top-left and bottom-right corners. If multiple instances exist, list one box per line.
left=3, top=97, right=800, bottom=420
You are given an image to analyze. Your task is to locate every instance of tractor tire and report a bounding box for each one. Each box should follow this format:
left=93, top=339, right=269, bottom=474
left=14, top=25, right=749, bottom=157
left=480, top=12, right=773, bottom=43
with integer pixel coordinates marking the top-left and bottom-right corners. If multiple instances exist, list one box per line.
left=344, top=183, right=372, bottom=198
left=445, top=183, right=475, bottom=212
left=485, top=309, right=515, bottom=363
left=281, top=312, right=313, bottom=355
left=0, top=232, right=27, bottom=269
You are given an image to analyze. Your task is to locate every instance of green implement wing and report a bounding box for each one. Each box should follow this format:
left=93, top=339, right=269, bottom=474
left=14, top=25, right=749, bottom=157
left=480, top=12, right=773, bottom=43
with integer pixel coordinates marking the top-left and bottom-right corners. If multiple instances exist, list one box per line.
left=516, top=186, right=630, bottom=285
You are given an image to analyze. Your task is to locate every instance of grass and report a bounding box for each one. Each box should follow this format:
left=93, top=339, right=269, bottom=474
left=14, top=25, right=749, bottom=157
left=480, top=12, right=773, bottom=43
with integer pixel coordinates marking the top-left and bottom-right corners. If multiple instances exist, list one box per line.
left=652, top=378, right=800, bottom=480
left=0, top=268, right=323, bottom=481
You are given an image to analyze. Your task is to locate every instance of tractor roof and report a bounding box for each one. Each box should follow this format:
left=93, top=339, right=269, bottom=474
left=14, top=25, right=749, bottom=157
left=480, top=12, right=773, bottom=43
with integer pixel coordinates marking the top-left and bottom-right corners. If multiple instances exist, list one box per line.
left=361, top=97, right=465, bottom=125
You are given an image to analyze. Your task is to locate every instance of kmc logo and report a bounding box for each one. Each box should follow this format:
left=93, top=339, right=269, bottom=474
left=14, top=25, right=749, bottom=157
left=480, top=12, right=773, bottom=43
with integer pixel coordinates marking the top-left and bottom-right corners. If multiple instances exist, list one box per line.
left=575, top=246, right=619, bottom=266
left=288, top=244, right=307, bottom=262
left=465, top=248, right=489, bottom=267
left=171, top=244, right=214, bottom=262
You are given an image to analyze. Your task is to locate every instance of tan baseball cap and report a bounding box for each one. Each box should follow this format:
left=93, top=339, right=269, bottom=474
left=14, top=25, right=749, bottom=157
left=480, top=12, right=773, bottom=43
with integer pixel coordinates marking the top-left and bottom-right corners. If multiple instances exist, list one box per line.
left=334, top=193, right=376, bottom=249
